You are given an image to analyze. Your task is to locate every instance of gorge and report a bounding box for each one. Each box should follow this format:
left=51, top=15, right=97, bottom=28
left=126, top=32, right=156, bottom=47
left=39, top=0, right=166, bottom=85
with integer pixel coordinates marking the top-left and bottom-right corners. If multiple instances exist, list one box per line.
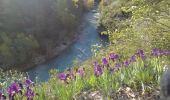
left=28, top=3, right=108, bottom=81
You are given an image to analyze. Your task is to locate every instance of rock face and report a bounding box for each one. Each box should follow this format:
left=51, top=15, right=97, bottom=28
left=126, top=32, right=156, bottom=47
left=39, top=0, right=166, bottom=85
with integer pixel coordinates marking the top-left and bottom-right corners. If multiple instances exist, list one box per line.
left=74, top=90, right=103, bottom=100
left=160, top=67, right=170, bottom=100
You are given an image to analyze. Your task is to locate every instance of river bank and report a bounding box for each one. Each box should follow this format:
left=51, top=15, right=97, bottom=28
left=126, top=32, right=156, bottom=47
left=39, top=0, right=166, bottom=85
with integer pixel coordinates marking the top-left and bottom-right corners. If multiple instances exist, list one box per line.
left=0, top=0, right=91, bottom=71
left=18, top=12, right=96, bottom=71
left=19, top=28, right=84, bottom=71
left=27, top=3, right=108, bottom=81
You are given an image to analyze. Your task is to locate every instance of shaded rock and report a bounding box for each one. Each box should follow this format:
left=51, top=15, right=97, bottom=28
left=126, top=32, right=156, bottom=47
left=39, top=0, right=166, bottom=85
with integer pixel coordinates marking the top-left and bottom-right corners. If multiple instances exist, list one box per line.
left=74, top=90, right=103, bottom=100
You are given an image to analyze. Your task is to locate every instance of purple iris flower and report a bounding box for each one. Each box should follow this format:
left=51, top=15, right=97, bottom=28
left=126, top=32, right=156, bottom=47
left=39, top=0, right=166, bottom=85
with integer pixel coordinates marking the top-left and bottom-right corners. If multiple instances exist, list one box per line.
left=115, top=63, right=121, bottom=68
left=25, top=87, right=35, bottom=99
left=7, top=83, right=20, bottom=96
left=109, top=53, right=115, bottom=60
left=109, top=53, right=119, bottom=61
left=136, top=49, right=145, bottom=59
left=162, top=49, right=170, bottom=56
left=123, top=60, right=130, bottom=66
left=102, top=58, right=108, bottom=65
left=114, top=54, right=119, bottom=59
left=77, top=68, right=85, bottom=77
left=58, top=73, right=67, bottom=80
left=25, top=79, right=34, bottom=87
left=152, top=48, right=161, bottom=56
left=94, top=63, right=103, bottom=77
left=130, top=55, right=136, bottom=62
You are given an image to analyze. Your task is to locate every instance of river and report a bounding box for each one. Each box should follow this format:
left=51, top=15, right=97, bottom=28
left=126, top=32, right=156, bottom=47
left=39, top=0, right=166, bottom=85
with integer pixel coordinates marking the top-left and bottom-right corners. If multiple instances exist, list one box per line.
left=28, top=4, right=107, bottom=81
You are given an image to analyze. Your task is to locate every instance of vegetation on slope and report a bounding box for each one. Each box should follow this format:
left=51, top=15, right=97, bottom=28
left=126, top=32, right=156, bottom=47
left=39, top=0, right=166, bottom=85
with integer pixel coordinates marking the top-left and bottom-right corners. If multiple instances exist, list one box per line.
left=0, top=49, right=169, bottom=100
left=0, top=0, right=170, bottom=99
left=99, top=0, right=170, bottom=50
left=0, top=0, right=94, bottom=69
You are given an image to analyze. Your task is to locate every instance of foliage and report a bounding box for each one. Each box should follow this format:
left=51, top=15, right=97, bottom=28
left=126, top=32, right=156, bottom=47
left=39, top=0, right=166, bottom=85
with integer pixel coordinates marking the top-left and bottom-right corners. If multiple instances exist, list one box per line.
left=0, top=33, right=39, bottom=69
left=0, top=48, right=169, bottom=99
left=86, top=0, right=95, bottom=10
left=99, top=0, right=170, bottom=54
left=0, top=0, right=170, bottom=99
left=0, top=0, right=89, bottom=69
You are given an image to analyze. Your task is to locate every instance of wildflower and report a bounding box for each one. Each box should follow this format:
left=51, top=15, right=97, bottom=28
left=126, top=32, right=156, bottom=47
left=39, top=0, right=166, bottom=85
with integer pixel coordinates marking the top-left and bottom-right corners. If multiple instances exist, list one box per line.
left=152, top=48, right=161, bottom=56
left=115, top=63, right=121, bottom=68
left=58, top=73, right=67, bottom=80
left=7, top=83, right=20, bottom=95
left=114, top=63, right=121, bottom=71
left=25, top=79, right=34, bottom=87
left=7, top=83, right=20, bottom=100
left=123, top=60, right=130, bottom=66
left=136, top=49, right=145, bottom=59
left=109, top=53, right=119, bottom=61
left=94, top=63, right=103, bottom=77
left=77, top=68, right=85, bottom=77
left=25, top=87, right=35, bottom=100
left=102, top=58, right=108, bottom=65
left=130, top=55, right=136, bottom=62
left=162, top=49, right=170, bottom=56
left=114, top=54, right=119, bottom=59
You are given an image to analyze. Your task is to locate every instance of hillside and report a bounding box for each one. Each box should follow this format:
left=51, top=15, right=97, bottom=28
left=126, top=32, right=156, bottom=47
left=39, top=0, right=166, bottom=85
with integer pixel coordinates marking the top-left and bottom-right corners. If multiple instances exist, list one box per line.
left=0, top=0, right=170, bottom=100
left=0, top=0, right=91, bottom=70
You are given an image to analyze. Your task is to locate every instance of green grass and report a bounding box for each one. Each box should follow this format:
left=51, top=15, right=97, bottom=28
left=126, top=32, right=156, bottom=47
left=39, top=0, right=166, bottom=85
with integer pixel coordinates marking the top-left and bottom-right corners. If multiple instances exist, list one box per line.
left=0, top=0, right=170, bottom=99
left=0, top=49, right=169, bottom=100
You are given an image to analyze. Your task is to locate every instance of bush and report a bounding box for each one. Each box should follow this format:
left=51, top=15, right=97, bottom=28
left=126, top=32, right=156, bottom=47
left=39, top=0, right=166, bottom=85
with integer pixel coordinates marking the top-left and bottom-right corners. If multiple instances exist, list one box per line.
left=0, top=0, right=87, bottom=69
left=99, top=0, right=170, bottom=54
left=0, top=33, right=39, bottom=69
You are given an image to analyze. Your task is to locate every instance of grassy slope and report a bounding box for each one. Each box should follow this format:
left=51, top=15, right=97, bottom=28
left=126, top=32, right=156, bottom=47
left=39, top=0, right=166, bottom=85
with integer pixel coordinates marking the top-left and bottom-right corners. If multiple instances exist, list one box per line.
left=0, top=0, right=170, bottom=100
